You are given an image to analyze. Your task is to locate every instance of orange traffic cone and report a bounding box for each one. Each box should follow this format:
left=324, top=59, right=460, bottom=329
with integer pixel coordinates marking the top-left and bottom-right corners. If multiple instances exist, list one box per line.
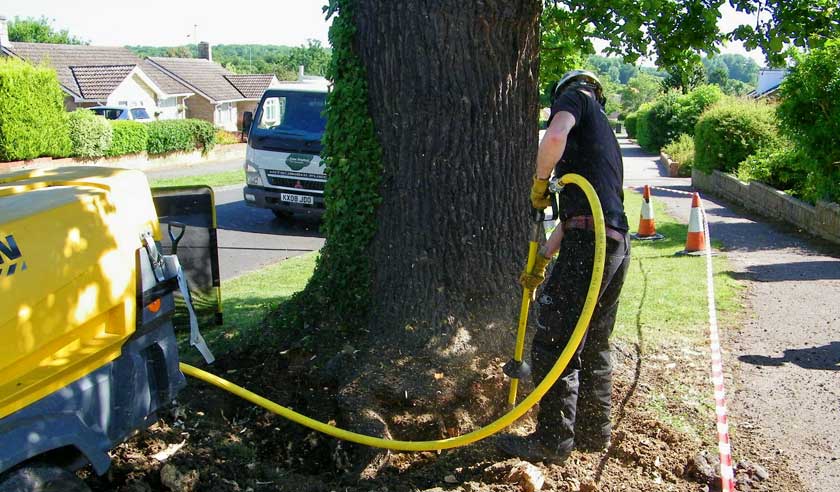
left=677, top=193, right=707, bottom=256
left=631, top=185, right=664, bottom=241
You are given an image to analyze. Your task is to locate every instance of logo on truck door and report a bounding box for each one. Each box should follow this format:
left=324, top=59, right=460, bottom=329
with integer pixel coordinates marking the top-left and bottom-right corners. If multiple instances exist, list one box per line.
left=0, top=234, right=27, bottom=277
left=285, top=154, right=315, bottom=171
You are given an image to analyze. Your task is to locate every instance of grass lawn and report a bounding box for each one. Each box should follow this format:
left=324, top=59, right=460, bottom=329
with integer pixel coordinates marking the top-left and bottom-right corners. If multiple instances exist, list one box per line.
left=178, top=253, right=318, bottom=363
left=183, top=189, right=741, bottom=359
left=149, top=169, right=245, bottom=189
left=614, top=191, right=743, bottom=347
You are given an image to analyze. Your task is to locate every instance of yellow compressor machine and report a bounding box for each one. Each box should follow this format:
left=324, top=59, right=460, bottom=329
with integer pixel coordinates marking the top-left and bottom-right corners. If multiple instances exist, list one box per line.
left=0, top=167, right=212, bottom=490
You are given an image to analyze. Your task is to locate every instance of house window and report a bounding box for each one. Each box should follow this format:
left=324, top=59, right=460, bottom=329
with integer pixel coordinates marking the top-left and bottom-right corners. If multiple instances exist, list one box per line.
left=158, top=97, right=176, bottom=108
left=258, top=97, right=286, bottom=128
left=118, top=100, right=129, bottom=106
left=218, top=103, right=233, bottom=123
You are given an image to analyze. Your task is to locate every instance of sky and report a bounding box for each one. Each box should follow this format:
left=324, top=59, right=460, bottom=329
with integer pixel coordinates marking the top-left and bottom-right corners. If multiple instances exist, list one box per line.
left=0, top=0, right=766, bottom=65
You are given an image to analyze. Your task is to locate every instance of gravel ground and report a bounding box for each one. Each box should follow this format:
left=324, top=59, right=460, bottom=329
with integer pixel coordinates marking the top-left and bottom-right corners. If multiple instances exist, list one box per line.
left=621, top=138, right=840, bottom=491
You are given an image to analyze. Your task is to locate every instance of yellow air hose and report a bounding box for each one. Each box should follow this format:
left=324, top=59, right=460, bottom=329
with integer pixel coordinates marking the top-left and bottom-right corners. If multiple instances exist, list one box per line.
left=179, top=173, right=606, bottom=452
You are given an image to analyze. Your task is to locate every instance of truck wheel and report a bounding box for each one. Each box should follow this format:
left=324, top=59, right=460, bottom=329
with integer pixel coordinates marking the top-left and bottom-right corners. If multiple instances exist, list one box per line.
left=0, top=464, right=91, bottom=492
left=272, top=209, right=293, bottom=220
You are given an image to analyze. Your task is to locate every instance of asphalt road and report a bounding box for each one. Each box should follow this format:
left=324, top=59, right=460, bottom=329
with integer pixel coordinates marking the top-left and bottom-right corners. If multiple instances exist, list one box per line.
left=146, top=161, right=325, bottom=281
left=213, top=186, right=324, bottom=280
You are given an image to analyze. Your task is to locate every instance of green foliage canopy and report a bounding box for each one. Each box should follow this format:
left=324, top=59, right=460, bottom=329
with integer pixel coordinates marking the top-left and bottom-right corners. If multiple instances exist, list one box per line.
left=729, top=0, right=840, bottom=66
left=776, top=38, right=840, bottom=202
left=8, top=16, right=86, bottom=45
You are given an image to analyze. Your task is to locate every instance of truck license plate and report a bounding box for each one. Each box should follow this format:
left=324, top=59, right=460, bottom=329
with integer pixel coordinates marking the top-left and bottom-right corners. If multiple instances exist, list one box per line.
left=280, top=193, right=313, bottom=205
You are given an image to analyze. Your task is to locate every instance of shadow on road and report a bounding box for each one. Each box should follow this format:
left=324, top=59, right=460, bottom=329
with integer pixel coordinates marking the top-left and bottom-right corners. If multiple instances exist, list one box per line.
left=215, top=201, right=325, bottom=238
left=726, top=261, right=840, bottom=282
left=739, top=342, right=840, bottom=371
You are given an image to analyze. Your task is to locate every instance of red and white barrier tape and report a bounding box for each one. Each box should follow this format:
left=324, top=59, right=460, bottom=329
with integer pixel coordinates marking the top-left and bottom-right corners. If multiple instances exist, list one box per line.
left=626, top=184, right=695, bottom=197
left=627, top=184, right=736, bottom=490
left=699, top=199, right=735, bottom=492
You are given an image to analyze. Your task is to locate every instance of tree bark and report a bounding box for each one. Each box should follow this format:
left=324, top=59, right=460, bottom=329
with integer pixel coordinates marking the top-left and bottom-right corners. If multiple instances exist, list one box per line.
left=333, top=0, right=541, bottom=457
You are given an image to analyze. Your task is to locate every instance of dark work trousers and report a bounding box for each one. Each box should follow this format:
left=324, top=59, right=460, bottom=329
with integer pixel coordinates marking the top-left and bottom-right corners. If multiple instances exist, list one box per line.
left=531, top=228, right=631, bottom=453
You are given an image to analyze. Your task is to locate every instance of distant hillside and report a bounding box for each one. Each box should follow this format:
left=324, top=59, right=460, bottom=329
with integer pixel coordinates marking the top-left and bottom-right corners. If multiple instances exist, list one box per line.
left=127, top=42, right=330, bottom=80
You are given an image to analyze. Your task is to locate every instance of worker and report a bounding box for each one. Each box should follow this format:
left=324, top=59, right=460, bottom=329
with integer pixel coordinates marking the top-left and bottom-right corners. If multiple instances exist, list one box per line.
left=497, top=70, right=632, bottom=463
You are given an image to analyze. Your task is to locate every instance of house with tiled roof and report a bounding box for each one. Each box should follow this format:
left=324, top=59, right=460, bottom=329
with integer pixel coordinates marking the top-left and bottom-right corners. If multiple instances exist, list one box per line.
left=0, top=16, right=279, bottom=130
left=145, top=44, right=281, bottom=131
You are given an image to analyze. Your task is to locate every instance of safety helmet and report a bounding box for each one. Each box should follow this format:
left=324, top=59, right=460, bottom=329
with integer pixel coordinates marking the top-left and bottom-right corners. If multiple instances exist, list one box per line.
left=551, top=69, right=606, bottom=106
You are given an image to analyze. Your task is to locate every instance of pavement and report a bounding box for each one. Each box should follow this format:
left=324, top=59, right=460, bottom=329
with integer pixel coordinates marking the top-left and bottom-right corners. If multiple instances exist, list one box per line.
left=146, top=158, right=243, bottom=180
left=621, top=137, right=840, bottom=492
left=145, top=161, right=325, bottom=281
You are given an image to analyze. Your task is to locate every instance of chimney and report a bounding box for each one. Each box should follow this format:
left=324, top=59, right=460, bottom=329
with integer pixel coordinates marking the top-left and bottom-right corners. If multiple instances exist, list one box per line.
left=198, top=41, right=212, bottom=62
left=0, top=16, right=11, bottom=50
left=298, top=65, right=305, bottom=80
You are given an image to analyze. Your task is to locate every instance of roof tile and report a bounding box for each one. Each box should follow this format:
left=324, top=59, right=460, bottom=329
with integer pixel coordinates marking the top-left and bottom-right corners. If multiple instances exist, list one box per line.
left=224, top=74, right=277, bottom=99
left=70, top=65, right=135, bottom=100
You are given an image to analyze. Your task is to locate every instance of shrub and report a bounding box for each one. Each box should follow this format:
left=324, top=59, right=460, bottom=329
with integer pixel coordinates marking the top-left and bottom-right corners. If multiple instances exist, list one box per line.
left=633, top=85, right=724, bottom=153
left=776, top=38, right=840, bottom=203
left=215, top=129, right=240, bottom=145
left=146, top=120, right=194, bottom=154
left=737, top=142, right=809, bottom=197
left=671, top=85, right=724, bottom=136
left=146, top=119, right=217, bottom=155
left=662, top=133, right=695, bottom=177
left=636, top=93, right=678, bottom=152
left=0, top=58, right=71, bottom=161
left=185, top=119, right=216, bottom=153
left=693, top=99, right=780, bottom=174
left=68, top=109, right=113, bottom=158
left=625, top=112, right=638, bottom=138
left=107, top=121, right=148, bottom=156
left=635, top=103, right=654, bottom=150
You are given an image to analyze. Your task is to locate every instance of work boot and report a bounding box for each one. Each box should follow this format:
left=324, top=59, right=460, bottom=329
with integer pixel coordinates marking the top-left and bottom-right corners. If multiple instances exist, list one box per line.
left=494, top=433, right=571, bottom=465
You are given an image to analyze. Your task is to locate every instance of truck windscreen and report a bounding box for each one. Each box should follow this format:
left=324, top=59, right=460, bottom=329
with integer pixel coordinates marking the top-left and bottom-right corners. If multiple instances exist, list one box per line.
left=255, top=92, right=326, bottom=136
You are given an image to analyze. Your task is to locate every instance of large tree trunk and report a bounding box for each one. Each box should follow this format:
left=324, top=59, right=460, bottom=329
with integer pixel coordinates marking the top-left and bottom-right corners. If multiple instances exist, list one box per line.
left=332, top=0, right=541, bottom=469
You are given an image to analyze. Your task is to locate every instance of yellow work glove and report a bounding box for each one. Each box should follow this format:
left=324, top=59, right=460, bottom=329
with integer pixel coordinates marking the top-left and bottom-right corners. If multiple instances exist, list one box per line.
left=519, top=253, right=552, bottom=291
left=530, top=175, right=551, bottom=210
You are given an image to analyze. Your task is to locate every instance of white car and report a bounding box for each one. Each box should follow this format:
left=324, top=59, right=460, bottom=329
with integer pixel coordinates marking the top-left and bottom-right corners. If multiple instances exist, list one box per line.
left=90, top=106, right=154, bottom=122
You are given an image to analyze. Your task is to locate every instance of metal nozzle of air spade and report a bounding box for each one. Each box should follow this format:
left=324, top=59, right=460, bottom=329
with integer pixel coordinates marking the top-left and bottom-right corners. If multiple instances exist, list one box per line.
left=503, top=358, right=532, bottom=380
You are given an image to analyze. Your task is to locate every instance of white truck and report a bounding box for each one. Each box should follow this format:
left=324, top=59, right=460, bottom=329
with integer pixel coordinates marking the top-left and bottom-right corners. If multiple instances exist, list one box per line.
left=241, top=76, right=329, bottom=219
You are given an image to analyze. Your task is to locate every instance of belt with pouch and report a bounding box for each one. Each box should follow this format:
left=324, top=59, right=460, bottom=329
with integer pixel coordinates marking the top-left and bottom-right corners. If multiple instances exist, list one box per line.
left=563, top=215, right=626, bottom=242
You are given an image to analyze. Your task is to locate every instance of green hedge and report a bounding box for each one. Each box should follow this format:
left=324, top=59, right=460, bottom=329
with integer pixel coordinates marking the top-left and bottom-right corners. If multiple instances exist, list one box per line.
left=107, top=121, right=148, bottom=156
left=737, top=142, right=809, bottom=196
left=693, top=99, right=779, bottom=174
left=635, top=85, right=723, bottom=153
left=671, top=85, right=724, bottom=137
left=635, top=96, right=675, bottom=152
left=185, top=119, right=216, bottom=152
left=625, top=112, right=638, bottom=138
left=68, top=109, right=113, bottom=158
left=0, top=58, right=71, bottom=161
left=146, top=119, right=216, bottom=155
left=776, top=38, right=840, bottom=203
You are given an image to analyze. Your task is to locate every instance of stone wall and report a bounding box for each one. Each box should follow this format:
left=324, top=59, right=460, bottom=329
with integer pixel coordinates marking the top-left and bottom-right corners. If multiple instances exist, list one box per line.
left=692, top=168, right=840, bottom=246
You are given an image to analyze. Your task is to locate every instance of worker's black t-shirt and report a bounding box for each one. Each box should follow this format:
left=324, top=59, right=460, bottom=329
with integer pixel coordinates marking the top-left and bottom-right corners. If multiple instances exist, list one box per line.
left=548, top=88, right=629, bottom=232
